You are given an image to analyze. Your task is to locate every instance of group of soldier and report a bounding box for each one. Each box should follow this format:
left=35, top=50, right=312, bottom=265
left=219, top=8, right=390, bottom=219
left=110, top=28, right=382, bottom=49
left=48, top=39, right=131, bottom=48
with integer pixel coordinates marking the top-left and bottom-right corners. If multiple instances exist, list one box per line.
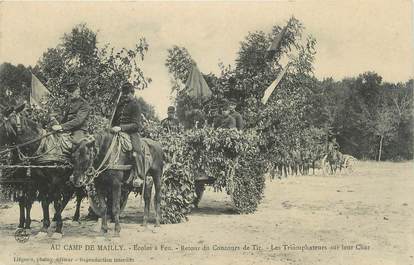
left=160, top=99, right=245, bottom=133
left=45, top=79, right=245, bottom=190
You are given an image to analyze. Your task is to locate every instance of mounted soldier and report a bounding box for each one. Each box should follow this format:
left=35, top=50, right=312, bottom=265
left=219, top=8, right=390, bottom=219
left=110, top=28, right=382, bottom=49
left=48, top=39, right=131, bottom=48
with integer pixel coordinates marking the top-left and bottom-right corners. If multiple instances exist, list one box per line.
left=160, top=106, right=180, bottom=133
left=51, top=79, right=90, bottom=145
left=111, top=82, right=144, bottom=187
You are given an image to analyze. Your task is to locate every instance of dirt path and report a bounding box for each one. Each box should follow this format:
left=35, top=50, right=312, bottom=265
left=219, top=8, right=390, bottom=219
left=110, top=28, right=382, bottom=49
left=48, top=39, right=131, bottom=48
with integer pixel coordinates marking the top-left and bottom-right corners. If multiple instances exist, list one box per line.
left=0, top=161, right=412, bottom=265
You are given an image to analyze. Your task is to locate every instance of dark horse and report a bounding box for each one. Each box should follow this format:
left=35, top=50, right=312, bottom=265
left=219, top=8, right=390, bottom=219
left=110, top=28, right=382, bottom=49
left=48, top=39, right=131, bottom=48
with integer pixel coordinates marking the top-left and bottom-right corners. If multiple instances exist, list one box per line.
left=71, top=130, right=164, bottom=236
left=0, top=106, right=77, bottom=237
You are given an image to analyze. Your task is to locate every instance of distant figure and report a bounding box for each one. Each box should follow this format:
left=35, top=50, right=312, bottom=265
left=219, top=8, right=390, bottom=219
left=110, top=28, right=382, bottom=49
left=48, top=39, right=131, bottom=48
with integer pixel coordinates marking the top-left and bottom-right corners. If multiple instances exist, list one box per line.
left=184, top=108, right=206, bottom=130
left=229, top=99, right=244, bottom=131
left=217, top=104, right=236, bottom=129
left=161, top=106, right=180, bottom=133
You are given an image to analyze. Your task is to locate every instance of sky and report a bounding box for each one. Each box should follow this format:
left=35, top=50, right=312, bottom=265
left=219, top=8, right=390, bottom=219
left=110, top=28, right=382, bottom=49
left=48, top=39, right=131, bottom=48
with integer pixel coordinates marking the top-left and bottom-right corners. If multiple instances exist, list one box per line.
left=1, top=0, right=413, bottom=118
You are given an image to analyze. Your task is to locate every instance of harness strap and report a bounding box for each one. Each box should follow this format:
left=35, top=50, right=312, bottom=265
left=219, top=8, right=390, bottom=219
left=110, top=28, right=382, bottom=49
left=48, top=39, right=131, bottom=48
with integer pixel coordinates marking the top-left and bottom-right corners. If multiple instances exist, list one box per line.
left=0, top=131, right=55, bottom=155
left=85, top=133, right=123, bottom=186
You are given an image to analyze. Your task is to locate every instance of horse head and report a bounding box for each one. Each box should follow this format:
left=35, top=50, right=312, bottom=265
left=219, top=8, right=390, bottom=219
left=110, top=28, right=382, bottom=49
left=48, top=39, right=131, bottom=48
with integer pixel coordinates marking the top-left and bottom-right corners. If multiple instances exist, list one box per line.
left=70, top=135, right=96, bottom=188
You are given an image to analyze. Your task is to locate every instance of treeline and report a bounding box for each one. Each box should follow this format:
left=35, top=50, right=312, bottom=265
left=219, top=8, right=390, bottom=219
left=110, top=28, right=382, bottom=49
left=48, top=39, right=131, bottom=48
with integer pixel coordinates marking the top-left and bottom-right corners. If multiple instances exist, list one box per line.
left=1, top=21, right=413, bottom=161
left=317, top=74, right=413, bottom=161
left=165, top=18, right=413, bottom=162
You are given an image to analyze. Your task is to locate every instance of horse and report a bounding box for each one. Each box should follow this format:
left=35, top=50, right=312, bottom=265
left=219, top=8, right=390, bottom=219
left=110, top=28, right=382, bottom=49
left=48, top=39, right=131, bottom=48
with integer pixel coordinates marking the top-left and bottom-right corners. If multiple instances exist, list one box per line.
left=70, top=130, right=164, bottom=236
left=0, top=106, right=78, bottom=237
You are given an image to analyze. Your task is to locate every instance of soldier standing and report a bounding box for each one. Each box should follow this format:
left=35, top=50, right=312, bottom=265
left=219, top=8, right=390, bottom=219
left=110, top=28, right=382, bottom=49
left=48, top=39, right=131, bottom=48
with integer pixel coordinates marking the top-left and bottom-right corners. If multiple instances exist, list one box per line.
left=160, top=106, right=180, bottom=133
left=111, top=82, right=144, bottom=187
left=229, top=99, right=244, bottom=131
left=217, top=104, right=237, bottom=129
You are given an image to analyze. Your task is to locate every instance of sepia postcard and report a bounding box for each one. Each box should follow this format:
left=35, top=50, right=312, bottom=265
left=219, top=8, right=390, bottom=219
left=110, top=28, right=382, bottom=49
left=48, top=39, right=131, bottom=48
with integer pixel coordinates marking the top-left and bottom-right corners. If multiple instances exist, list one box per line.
left=0, top=1, right=413, bottom=265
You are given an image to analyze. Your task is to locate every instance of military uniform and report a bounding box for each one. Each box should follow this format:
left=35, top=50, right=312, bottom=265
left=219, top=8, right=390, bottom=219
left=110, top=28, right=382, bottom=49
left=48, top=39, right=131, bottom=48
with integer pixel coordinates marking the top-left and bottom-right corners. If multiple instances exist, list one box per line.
left=61, top=97, right=90, bottom=143
left=111, top=96, right=142, bottom=133
left=230, top=110, right=244, bottom=130
left=161, top=117, right=180, bottom=132
left=218, top=114, right=237, bottom=129
left=111, top=93, right=144, bottom=180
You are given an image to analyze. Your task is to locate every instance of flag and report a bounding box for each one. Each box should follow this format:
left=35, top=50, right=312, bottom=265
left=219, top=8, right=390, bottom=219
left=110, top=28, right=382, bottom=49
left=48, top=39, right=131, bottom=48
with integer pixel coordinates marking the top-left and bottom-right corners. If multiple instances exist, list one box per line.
left=267, top=26, right=287, bottom=58
left=185, top=64, right=212, bottom=101
left=30, top=73, right=49, bottom=108
left=261, top=65, right=289, bottom=105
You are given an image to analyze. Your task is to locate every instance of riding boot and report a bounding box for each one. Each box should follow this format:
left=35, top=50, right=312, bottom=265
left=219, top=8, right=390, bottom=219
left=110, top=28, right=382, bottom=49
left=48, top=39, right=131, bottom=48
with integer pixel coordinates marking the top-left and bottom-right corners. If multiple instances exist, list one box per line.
left=132, top=152, right=145, bottom=188
left=130, top=133, right=145, bottom=188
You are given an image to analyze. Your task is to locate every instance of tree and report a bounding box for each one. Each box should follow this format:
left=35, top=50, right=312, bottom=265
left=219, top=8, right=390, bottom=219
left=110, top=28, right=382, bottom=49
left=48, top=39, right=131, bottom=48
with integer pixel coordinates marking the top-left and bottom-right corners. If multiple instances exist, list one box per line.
left=0, top=63, right=31, bottom=106
left=136, top=96, right=158, bottom=121
left=35, top=23, right=152, bottom=121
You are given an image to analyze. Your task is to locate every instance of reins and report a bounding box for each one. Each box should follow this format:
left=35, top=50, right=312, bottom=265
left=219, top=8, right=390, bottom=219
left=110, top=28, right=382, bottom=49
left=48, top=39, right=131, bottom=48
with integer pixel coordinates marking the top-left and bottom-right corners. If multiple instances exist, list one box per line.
left=83, top=132, right=123, bottom=186
left=0, top=131, right=55, bottom=155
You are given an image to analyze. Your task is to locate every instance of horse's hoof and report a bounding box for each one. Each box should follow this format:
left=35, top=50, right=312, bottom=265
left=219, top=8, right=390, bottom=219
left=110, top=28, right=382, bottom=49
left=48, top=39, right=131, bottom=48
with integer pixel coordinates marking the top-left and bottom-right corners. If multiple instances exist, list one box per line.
left=71, top=220, right=81, bottom=226
left=51, top=232, right=63, bottom=239
left=99, top=228, right=109, bottom=236
left=152, top=226, right=160, bottom=234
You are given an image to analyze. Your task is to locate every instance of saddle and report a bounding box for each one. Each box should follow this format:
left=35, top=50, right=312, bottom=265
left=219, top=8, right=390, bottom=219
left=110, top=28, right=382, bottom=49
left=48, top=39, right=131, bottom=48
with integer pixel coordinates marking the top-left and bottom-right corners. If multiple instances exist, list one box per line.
left=33, top=129, right=72, bottom=164
left=110, top=133, right=152, bottom=179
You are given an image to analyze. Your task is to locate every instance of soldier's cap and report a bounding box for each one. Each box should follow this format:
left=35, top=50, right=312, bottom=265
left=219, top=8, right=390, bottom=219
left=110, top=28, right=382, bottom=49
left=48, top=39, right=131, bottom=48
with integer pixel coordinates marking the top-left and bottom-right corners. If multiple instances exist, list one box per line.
left=221, top=103, right=231, bottom=110
left=121, top=82, right=135, bottom=93
left=228, top=99, right=238, bottom=106
left=167, top=106, right=175, bottom=113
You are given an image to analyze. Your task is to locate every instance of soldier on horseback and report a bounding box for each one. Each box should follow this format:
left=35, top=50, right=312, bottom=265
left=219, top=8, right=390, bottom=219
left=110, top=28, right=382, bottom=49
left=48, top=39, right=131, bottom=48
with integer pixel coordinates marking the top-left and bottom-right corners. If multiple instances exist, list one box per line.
left=111, top=82, right=145, bottom=187
left=51, top=79, right=90, bottom=145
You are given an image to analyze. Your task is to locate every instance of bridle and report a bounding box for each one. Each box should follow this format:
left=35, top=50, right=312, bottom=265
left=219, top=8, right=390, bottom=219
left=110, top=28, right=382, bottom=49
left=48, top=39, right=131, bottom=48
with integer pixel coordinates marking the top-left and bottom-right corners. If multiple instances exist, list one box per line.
left=0, top=112, right=54, bottom=156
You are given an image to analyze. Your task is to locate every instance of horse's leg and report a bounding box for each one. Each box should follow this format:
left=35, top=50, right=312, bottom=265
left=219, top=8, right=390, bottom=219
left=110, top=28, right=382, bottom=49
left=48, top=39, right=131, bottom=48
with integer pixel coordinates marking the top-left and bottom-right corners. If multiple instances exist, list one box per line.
left=40, top=199, right=50, bottom=233
left=24, top=195, right=32, bottom=230
left=112, top=175, right=122, bottom=237
left=18, top=198, right=25, bottom=229
left=100, top=200, right=108, bottom=236
left=95, top=185, right=108, bottom=235
left=52, top=189, right=72, bottom=222
left=142, top=178, right=153, bottom=227
left=107, top=192, right=114, bottom=223
left=194, top=182, right=205, bottom=208
left=153, top=173, right=162, bottom=228
left=73, top=189, right=83, bottom=222
left=53, top=198, right=64, bottom=235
